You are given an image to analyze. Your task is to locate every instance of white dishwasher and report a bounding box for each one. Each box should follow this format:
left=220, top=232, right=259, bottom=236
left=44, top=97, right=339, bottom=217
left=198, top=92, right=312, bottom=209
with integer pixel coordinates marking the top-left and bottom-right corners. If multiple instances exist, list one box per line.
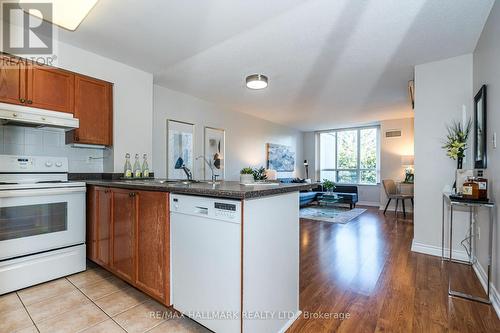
left=170, top=194, right=241, bottom=333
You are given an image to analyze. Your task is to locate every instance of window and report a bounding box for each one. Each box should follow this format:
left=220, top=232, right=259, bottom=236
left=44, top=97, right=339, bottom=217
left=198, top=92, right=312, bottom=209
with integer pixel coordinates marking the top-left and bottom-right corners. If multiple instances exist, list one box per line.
left=319, top=127, right=379, bottom=185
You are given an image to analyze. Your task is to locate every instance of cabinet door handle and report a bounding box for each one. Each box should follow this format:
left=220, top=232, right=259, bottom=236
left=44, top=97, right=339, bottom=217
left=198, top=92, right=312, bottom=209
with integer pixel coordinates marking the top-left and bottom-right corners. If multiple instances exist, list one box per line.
left=75, top=136, right=80, bottom=141
left=19, top=98, right=25, bottom=103
left=27, top=100, right=33, bottom=104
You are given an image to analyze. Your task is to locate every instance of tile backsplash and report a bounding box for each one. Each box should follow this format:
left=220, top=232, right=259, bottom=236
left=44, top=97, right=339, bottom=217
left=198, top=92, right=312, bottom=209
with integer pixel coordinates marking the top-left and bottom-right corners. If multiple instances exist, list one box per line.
left=0, top=126, right=106, bottom=173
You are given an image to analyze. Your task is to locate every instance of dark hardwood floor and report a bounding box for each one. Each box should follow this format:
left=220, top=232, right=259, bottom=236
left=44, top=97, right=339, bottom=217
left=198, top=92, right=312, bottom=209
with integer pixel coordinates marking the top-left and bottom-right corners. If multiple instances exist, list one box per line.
left=288, top=207, right=500, bottom=333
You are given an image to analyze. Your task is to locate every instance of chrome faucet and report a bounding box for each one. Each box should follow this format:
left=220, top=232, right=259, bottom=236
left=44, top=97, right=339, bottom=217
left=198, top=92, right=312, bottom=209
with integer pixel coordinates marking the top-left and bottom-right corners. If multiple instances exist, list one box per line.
left=196, top=156, right=218, bottom=182
left=181, top=165, right=193, bottom=181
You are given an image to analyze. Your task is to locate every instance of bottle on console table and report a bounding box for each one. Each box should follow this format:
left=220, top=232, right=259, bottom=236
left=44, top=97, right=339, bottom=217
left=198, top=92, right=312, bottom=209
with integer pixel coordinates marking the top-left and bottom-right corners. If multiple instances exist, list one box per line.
left=476, top=176, right=488, bottom=200
left=462, top=177, right=479, bottom=200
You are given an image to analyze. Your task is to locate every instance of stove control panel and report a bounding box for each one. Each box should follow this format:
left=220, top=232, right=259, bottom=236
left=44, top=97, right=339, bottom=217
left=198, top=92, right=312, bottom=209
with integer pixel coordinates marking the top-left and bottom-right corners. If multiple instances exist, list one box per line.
left=0, top=155, right=69, bottom=173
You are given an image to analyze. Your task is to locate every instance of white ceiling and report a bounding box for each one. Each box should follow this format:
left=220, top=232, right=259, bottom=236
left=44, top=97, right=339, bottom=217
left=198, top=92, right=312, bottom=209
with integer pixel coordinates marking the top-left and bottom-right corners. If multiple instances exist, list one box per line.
left=57, top=0, right=494, bottom=131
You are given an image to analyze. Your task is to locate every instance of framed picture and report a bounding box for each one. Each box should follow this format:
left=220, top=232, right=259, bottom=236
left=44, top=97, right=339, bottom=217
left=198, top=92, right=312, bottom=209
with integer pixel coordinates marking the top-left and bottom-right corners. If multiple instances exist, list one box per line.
left=204, top=127, right=225, bottom=180
left=266, top=143, right=295, bottom=172
left=474, top=85, right=487, bottom=169
left=167, top=120, right=194, bottom=179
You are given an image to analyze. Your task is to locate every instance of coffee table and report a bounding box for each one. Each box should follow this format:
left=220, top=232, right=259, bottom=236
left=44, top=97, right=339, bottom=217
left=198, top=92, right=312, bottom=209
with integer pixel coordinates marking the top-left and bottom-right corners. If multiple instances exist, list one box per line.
left=317, top=193, right=341, bottom=207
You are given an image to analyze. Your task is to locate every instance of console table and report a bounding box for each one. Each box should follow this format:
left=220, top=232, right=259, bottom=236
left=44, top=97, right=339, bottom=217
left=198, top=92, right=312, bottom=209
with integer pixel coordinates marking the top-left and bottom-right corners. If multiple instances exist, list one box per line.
left=441, top=193, right=495, bottom=304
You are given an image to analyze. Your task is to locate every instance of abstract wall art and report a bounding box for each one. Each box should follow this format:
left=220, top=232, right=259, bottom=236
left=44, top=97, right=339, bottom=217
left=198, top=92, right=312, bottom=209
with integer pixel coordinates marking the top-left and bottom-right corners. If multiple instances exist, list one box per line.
left=204, top=127, right=225, bottom=180
left=167, top=120, right=194, bottom=179
left=266, top=143, right=295, bottom=172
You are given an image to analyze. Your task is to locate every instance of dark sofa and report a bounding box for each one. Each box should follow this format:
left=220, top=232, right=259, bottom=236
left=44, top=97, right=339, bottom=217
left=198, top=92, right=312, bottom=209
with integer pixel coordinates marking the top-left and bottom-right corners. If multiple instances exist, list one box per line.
left=279, top=178, right=358, bottom=208
left=327, top=185, right=359, bottom=209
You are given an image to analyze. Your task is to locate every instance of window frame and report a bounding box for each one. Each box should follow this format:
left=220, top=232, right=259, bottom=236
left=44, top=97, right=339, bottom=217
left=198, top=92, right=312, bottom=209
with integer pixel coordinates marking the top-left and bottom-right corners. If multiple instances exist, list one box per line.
left=318, top=126, right=380, bottom=185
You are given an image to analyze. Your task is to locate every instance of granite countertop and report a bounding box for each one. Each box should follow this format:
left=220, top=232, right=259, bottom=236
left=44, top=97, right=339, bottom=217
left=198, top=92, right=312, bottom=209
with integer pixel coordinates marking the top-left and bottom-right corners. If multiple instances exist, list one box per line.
left=84, top=179, right=314, bottom=200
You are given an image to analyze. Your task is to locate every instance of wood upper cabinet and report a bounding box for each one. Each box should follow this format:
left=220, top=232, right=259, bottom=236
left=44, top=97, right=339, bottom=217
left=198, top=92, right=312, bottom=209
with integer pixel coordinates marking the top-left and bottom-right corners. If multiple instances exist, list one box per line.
left=66, top=75, right=113, bottom=146
left=111, top=188, right=137, bottom=283
left=0, top=55, right=26, bottom=105
left=1, top=55, right=114, bottom=147
left=26, top=63, right=74, bottom=113
left=136, top=191, right=170, bottom=302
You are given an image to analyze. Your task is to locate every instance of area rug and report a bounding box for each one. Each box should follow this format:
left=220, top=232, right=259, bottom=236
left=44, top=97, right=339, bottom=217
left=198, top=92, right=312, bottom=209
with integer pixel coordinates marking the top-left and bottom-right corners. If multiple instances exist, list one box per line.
left=300, top=206, right=367, bottom=224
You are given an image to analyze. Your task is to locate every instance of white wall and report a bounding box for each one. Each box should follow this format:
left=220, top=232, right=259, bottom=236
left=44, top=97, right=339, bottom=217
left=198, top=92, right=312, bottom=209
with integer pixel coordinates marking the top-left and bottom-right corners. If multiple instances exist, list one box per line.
left=413, top=54, right=473, bottom=255
left=473, top=0, right=500, bottom=304
left=153, top=85, right=304, bottom=180
left=303, top=132, right=317, bottom=181
left=380, top=118, right=415, bottom=211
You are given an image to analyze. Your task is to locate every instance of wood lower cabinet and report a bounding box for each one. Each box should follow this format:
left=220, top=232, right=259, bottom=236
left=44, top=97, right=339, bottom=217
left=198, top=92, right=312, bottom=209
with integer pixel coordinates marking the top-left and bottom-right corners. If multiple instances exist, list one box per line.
left=86, top=186, right=170, bottom=305
left=26, top=63, right=74, bottom=113
left=136, top=191, right=170, bottom=301
left=96, top=187, right=112, bottom=266
left=87, top=186, right=112, bottom=266
left=111, top=189, right=137, bottom=283
left=87, top=186, right=97, bottom=260
left=0, top=55, right=26, bottom=105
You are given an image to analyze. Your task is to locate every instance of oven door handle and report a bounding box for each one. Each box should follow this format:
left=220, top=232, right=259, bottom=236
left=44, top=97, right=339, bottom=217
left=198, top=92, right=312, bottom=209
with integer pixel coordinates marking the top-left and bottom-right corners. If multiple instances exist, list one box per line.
left=0, top=187, right=86, bottom=198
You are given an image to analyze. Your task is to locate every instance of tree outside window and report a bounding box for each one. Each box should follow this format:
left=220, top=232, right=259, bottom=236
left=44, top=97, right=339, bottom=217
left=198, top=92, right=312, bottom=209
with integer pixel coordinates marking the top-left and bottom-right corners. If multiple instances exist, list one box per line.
left=319, top=127, right=379, bottom=185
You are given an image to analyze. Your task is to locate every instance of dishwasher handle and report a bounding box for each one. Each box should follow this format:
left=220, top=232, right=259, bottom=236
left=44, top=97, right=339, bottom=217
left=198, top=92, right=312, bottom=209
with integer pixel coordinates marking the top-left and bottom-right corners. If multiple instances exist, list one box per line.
left=194, top=206, right=209, bottom=215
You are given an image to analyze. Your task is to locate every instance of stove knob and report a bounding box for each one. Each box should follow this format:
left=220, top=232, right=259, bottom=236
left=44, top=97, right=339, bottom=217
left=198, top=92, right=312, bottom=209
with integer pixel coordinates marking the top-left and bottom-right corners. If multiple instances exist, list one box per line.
left=45, top=161, right=53, bottom=167
left=55, top=162, right=63, bottom=167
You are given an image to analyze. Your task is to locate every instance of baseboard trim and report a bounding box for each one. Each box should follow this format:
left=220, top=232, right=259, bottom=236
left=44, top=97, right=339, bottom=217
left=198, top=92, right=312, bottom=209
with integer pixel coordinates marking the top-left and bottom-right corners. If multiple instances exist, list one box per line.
left=357, top=201, right=380, bottom=207
left=411, top=240, right=499, bottom=319
left=378, top=205, right=413, bottom=213
left=473, top=261, right=500, bottom=318
left=410, top=240, right=469, bottom=261
left=277, top=310, right=302, bottom=333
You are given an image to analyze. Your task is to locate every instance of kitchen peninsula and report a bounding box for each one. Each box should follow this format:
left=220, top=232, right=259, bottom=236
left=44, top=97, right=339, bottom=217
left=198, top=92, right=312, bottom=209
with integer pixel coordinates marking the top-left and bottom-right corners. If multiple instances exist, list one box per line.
left=85, top=180, right=313, bottom=333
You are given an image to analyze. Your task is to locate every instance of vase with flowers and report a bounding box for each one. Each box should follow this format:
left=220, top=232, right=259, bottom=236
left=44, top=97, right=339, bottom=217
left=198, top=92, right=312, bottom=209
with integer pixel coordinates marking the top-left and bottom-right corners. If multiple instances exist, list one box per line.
left=442, top=119, right=472, bottom=170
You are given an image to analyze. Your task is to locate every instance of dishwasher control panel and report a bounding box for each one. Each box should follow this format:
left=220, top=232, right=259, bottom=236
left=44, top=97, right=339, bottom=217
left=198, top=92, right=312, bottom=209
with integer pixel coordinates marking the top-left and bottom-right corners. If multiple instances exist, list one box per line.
left=214, top=202, right=237, bottom=220
left=170, top=194, right=241, bottom=223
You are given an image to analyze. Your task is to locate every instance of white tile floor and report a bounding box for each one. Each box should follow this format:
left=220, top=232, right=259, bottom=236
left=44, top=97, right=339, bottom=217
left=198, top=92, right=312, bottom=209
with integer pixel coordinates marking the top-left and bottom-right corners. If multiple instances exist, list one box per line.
left=0, top=263, right=210, bottom=333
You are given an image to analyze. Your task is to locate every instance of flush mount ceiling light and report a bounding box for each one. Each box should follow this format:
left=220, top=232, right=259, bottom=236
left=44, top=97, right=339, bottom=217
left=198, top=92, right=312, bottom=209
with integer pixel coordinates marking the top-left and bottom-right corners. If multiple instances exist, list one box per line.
left=246, top=74, right=268, bottom=90
left=18, top=0, right=99, bottom=31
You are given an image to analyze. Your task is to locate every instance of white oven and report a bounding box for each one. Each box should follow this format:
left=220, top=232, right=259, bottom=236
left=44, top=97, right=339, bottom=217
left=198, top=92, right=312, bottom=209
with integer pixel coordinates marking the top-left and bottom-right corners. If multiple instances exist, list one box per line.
left=0, top=186, right=86, bottom=260
left=0, top=155, right=86, bottom=295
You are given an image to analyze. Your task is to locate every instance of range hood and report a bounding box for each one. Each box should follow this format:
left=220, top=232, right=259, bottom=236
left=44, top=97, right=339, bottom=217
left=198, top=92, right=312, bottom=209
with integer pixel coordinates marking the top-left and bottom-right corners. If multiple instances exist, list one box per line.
left=0, top=102, right=79, bottom=130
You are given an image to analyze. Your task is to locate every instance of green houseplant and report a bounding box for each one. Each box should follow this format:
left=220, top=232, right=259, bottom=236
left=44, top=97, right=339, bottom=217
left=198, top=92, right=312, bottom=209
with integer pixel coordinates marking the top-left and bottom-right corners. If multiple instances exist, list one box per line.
left=442, top=119, right=472, bottom=169
left=252, top=167, right=268, bottom=182
left=323, top=179, right=336, bottom=193
left=240, top=167, right=254, bottom=184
